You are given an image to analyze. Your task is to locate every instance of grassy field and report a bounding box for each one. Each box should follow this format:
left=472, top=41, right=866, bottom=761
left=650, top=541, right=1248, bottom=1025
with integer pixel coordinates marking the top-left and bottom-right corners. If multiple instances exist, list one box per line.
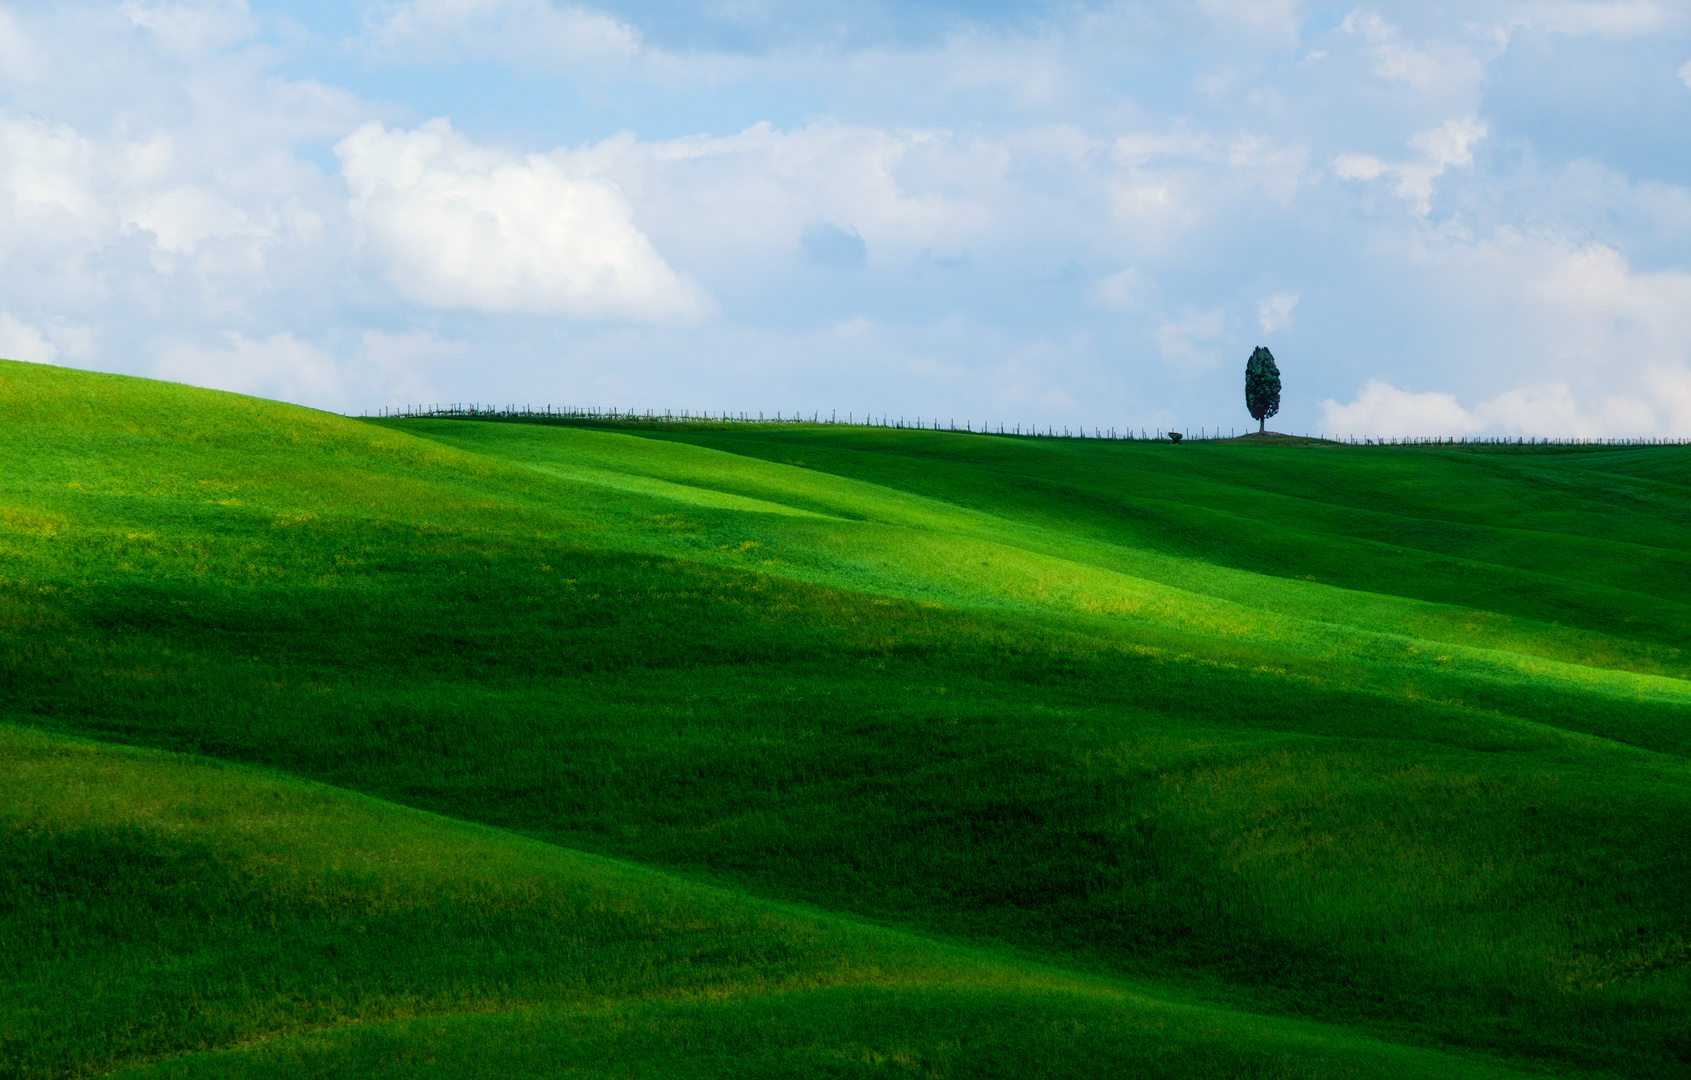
left=2, top=359, right=1689, bottom=1077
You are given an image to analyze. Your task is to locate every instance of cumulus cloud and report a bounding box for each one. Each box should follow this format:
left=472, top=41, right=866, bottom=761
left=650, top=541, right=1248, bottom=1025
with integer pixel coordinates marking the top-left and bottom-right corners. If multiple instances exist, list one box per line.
left=0, top=312, right=60, bottom=363
left=1322, top=231, right=1691, bottom=438
left=0, top=0, right=368, bottom=321
left=0, top=1, right=1686, bottom=432
left=1320, top=381, right=1481, bottom=436
left=0, top=314, right=94, bottom=366
left=0, top=114, right=104, bottom=249
left=336, top=119, right=712, bottom=322
left=150, top=328, right=500, bottom=413
left=1341, top=11, right=1493, bottom=96
left=1310, top=213, right=1691, bottom=439
left=532, top=119, right=1111, bottom=332
left=122, top=0, right=258, bottom=59
left=155, top=332, right=343, bottom=404
left=558, top=122, right=1005, bottom=265
left=1334, top=115, right=1487, bottom=215
left=1320, top=374, right=1691, bottom=437
left=1520, top=241, right=1691, bottom=389
left=0, top=112, right=275, bottom=260
left=125, top=185, right=256, bottom=253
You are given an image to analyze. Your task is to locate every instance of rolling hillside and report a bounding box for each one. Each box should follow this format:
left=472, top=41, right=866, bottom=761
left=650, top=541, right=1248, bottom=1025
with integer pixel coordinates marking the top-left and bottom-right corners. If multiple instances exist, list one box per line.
left=3, top=359, right=1689, bottom=1077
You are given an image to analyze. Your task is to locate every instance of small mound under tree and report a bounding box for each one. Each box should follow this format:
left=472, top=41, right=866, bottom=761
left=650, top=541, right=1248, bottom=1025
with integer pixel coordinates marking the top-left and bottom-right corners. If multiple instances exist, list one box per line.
left=1245, top=346, right=1281, bottom=434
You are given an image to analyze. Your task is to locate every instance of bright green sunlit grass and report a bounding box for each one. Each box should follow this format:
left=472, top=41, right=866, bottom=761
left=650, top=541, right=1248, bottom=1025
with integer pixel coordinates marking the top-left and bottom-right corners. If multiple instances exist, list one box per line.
left=3, top=360, right=1689, bottom=1077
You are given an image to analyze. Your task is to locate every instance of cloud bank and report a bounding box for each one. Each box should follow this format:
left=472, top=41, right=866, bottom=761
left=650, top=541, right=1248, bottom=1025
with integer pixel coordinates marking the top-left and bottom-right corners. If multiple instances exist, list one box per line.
left=338, top=119, right=710, bottom=322
left=0, top=0, right=1685, bottom=434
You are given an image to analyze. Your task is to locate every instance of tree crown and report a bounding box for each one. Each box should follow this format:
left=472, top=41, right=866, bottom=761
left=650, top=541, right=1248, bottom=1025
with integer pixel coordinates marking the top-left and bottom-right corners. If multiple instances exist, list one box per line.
left=1245, top=346, right=1281, bottom=423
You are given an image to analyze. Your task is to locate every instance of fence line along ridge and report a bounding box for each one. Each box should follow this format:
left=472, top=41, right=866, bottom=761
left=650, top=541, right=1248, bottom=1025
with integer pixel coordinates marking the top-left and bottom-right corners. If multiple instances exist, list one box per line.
left=362, top=404, right=1688, bottom=447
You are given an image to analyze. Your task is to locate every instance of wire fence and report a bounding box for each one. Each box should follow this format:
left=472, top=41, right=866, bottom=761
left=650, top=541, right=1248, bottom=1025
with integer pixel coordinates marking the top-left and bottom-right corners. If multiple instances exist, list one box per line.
left=364, top=404, right=1690, bottom=447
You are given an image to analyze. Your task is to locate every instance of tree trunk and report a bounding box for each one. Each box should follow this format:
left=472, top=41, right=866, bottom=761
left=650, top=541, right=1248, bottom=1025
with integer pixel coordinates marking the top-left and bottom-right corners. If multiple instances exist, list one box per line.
left=1258, top=417, right=1265, bottom=434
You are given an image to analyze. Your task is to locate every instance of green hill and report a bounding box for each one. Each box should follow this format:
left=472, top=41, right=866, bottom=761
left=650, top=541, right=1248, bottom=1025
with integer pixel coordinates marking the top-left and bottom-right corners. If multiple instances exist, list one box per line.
left=2, top=360, right=1688, bottom=1077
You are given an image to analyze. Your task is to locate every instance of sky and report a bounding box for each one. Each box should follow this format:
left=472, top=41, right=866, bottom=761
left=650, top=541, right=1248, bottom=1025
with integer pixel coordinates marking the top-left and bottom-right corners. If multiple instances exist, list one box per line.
left=1, top=1, right=1689, bottom=437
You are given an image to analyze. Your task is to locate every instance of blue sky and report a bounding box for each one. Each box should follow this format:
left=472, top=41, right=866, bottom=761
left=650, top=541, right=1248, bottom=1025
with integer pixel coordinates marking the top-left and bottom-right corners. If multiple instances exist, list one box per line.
left=1, top=0, right=1689, bottom=436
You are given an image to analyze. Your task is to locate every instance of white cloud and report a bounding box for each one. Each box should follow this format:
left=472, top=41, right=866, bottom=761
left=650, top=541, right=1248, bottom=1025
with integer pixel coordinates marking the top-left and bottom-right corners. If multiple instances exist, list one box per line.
left=0, top=18, right=367, bottom=308
left=0, top=312, right=60, bottom=363
left=1341, top=11, right=1492, bottom=96
left=155, top=332, right=342, bottom=405
left=143, top=329, right=487, bottom=414
left=550, top=121, right=1018, bottom=280
left=1258, top=292, right=1298, bottom=332
left=0, top=0, right=1684, bottom=436
left=1645, top=366, right=1691, bottom=428
left=1334, top=115, right=1487, bottom=215
left=0, top=114, right=104, bottom=241
left=123, top=0, right=257, bottom=58
left=1396, top=115, right=1488, bottom=210
left=1680, top=57, right=1691, bottom=88
left=1477, top=381, right=1591, bottom=432
left=0, top=113, right=275, bottom=260
left=538, top=118, right=1305, bottom=308
left=124, top=185, right=256, bottom=253
left=1320, top=380, right=1482, bottom=436
left=1523, top=239, right=1691, bottom=374
left=1410, top=115, right=1487, bottom=170
left=1320, top=374, right=1691, bottom=438
left=1322, top=232, right=1691, bottom=438
left=336, top=119, right=712, bottom=323
left=1331, top=152, right=1387, bottom=182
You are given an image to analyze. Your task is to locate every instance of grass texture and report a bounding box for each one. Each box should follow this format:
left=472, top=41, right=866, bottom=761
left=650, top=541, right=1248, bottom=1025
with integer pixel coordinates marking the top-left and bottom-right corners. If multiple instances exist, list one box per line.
left=2, top=360, right=1689, bottom=1077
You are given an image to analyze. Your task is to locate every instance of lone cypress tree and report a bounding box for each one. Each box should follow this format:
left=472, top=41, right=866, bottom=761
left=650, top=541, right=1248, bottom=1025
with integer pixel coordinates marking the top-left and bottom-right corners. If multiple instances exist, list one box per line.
left=1245, top=346, right=1281, bottom=434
